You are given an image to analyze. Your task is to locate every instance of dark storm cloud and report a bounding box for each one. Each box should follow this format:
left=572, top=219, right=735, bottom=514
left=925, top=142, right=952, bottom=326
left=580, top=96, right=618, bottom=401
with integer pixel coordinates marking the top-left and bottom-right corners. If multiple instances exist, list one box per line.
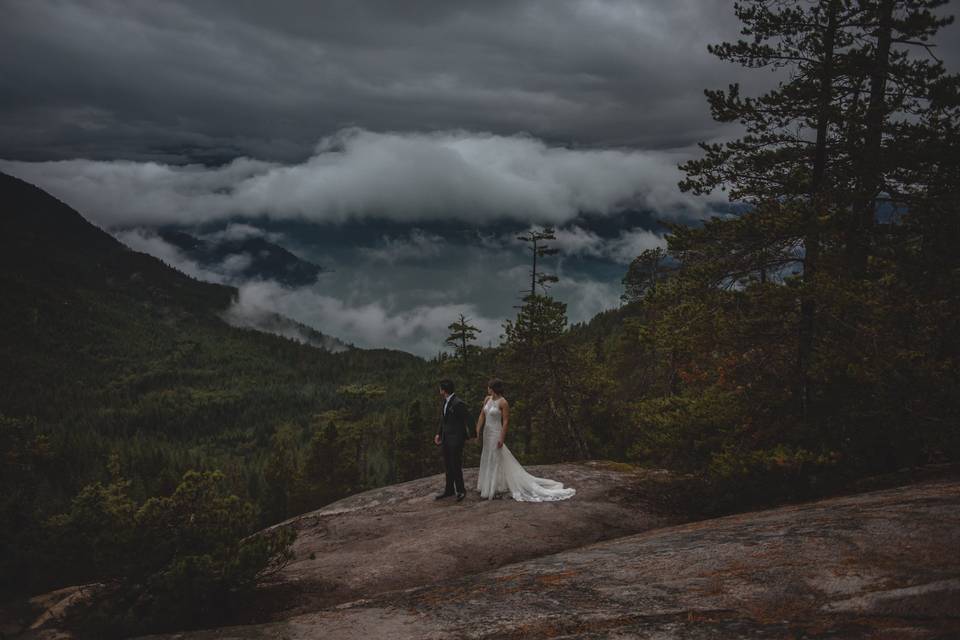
left=1, top=0, right=760, bottom=162
left=4, top=0, right=958, bottom=163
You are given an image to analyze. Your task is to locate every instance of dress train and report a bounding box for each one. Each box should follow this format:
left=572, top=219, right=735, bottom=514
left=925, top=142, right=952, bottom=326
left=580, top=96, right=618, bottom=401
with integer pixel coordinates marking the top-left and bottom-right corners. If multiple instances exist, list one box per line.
left=476, top=397, right=575, bottom=502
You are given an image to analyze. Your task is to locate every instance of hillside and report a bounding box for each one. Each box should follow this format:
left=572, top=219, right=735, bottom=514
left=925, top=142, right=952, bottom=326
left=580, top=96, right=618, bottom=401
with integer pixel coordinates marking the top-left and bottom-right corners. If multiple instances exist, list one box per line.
left=119, top=471, right=959, bottom=639
left=0, top=170, right=420, bottom=432
left=0, top=173, right=435, bottom=600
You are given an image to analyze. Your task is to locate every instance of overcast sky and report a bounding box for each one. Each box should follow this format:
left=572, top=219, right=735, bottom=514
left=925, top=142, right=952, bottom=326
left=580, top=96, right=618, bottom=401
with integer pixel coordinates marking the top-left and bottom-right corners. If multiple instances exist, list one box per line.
left=0, top=0, right=764, bottom=162
left=3, top=0, right=958, bottom=355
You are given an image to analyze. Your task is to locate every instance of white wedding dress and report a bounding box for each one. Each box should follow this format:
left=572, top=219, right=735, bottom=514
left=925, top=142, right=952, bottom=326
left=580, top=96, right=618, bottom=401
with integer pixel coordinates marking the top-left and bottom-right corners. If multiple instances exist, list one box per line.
left=476, top=396, right=575, bottom=502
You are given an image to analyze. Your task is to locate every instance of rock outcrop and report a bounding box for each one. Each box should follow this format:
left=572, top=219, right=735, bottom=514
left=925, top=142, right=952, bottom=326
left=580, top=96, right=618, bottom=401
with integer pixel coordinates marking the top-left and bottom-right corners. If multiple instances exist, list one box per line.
left=137, top=468, right=960, bottom=639
left=244, top=462, right=678, bottom=621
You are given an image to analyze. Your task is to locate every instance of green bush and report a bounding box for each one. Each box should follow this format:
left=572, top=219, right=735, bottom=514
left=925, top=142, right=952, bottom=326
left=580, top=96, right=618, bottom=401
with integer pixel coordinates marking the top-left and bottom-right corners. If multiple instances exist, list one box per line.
left=46, top=464, right=295, bottom=638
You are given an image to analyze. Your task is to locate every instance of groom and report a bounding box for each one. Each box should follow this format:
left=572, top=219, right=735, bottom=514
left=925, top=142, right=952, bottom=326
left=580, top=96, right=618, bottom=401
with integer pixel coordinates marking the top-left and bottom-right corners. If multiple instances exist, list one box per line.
left=434, top=378, right=471, bottom=502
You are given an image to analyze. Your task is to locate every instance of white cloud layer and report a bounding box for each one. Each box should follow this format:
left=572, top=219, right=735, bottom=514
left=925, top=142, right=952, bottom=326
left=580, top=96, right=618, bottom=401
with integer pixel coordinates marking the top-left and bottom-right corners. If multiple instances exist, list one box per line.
left=114, top=228, right=228, bottom=283
left=360, top=229, right=446, bottom=264
left=226, top=280, right=505, bottom=358
left=111, top=222, right=632, bottom=356
left=2, top=129, right=711, bottom=229
left=206, top=223, right=285, bottom=243
left=551, top=225, right=667, bottom=264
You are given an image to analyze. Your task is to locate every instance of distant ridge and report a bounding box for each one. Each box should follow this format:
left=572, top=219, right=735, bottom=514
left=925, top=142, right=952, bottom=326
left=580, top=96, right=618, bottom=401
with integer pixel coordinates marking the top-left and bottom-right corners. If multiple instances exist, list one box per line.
left=0, top=171, right=234, bottom=310
left=156, top=228, right=326, bottom=287
left=0, top=171, right=346, bottom=349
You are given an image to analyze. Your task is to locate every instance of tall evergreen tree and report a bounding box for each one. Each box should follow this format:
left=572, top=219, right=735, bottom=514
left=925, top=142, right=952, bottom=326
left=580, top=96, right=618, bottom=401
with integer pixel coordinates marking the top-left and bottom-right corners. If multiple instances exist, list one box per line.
left=842, top=0, right=955, bottom=273
left=444, top=313, right=482, bottom=368
left=679, top=0, right=958, bottom=420
left=516, top=226, right=560, bottom=299
left=303, top=420, right=351, bottom=507
left=500, top=230, right=590, bottom=459
left=396, top=400, right=434, bottom=482
left=260, top=424, right=302, bottom=525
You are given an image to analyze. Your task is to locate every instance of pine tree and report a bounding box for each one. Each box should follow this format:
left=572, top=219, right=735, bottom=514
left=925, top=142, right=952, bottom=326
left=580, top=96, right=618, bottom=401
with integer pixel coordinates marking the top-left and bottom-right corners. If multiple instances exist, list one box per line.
left=679, top=0, right=958, bottom=420
left=260, top=424, right=302, bottom=524
left=500, top=229, right=590, bottom=459
left=396, top=400, right=433, bottom=482
left=621, top=247, right=676, bottom=303
left=841, top=0, right=955, bottom=273
left=303, top=421, right=344, bottom=506
left=516, top=226, right=559, bottom=299
left=444, top=313, right=482, bottom=368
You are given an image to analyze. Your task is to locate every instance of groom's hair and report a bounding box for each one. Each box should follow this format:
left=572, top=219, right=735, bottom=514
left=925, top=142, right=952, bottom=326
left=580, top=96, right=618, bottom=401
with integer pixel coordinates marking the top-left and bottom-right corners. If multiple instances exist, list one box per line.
left=439, top=379, right=455, bottom=394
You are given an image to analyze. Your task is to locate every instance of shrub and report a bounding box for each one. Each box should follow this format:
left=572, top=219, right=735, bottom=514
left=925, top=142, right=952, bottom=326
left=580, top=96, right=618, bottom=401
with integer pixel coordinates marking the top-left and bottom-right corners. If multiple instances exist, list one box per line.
left=47, top=464, right=295, bottom=638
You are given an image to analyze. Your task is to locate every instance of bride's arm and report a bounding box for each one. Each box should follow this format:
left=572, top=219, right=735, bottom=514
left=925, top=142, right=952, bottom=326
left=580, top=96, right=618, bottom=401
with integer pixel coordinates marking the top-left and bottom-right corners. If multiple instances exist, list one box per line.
left=475, top=396, right=489, bottom=438
left=498, top=399, right=509, bottom=447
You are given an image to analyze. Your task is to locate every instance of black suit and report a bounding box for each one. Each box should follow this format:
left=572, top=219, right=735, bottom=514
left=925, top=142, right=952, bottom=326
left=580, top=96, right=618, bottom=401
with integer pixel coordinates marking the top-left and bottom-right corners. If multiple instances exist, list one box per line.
left=437, top=394, right=470, bottom=495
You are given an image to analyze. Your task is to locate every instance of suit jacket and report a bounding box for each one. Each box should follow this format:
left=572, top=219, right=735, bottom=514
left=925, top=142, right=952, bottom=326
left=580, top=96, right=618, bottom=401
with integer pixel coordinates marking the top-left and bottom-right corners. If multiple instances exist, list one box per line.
left=437, top=394, right=471, bottom=444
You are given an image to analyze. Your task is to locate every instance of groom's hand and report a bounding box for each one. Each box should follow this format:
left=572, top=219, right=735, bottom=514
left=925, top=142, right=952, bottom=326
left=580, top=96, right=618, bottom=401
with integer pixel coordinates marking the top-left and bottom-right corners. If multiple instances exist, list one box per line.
left=434, top=434, right=441, bottom=446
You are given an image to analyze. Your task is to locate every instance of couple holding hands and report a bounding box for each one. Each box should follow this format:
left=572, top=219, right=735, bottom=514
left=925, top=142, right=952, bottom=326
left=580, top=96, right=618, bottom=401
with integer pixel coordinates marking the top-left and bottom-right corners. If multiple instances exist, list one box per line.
left=434, top=378, right=575, bottom=503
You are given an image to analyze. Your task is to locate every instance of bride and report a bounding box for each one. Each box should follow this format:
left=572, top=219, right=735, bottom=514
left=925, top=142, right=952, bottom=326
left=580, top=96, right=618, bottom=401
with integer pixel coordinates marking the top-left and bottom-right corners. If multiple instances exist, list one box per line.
left=475, top=378, right=575, bottom=502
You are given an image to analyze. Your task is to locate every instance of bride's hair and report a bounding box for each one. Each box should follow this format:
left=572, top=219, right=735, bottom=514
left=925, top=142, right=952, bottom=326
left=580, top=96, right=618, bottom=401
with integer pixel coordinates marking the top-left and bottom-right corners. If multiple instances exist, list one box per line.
left=487, top=378, right=505, bottom=395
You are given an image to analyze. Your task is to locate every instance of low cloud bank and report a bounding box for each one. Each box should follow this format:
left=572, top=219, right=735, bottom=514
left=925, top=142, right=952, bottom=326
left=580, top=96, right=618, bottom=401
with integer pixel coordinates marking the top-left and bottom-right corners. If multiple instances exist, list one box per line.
left=2, top=129, right=712, bottom=229
left=220, top=300, right=350, bottom=353
left=551, top=226, right=667, bottom=264
left=226, top=280, right=505, bottom=358
left=113, top=223, right=630, bottom=357
left=115, top=228, right=228, bottom=283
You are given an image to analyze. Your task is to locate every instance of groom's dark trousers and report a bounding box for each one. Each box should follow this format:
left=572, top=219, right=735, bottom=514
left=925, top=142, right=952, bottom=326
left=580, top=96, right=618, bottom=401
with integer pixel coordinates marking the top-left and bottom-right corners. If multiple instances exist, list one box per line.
left=438, top=395, right=470, bottom=495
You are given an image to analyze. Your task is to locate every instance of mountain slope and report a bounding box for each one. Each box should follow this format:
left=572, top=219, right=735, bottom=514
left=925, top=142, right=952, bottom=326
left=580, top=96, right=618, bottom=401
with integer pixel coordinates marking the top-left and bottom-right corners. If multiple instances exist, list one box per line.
left=0, top=174, right=231, bottom=307
left=0, top=171, right=425, bottom=505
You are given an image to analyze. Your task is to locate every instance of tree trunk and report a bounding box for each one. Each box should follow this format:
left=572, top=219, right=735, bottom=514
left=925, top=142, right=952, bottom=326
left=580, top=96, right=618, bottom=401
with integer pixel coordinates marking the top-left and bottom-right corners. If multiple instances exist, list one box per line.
left=799, top=0, right=840, bottom=422
left=848, top=0, right=894, bottom=275
left=545, top=346, right=590, bottom=460
left=531, top=239, right=538, bottom=298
